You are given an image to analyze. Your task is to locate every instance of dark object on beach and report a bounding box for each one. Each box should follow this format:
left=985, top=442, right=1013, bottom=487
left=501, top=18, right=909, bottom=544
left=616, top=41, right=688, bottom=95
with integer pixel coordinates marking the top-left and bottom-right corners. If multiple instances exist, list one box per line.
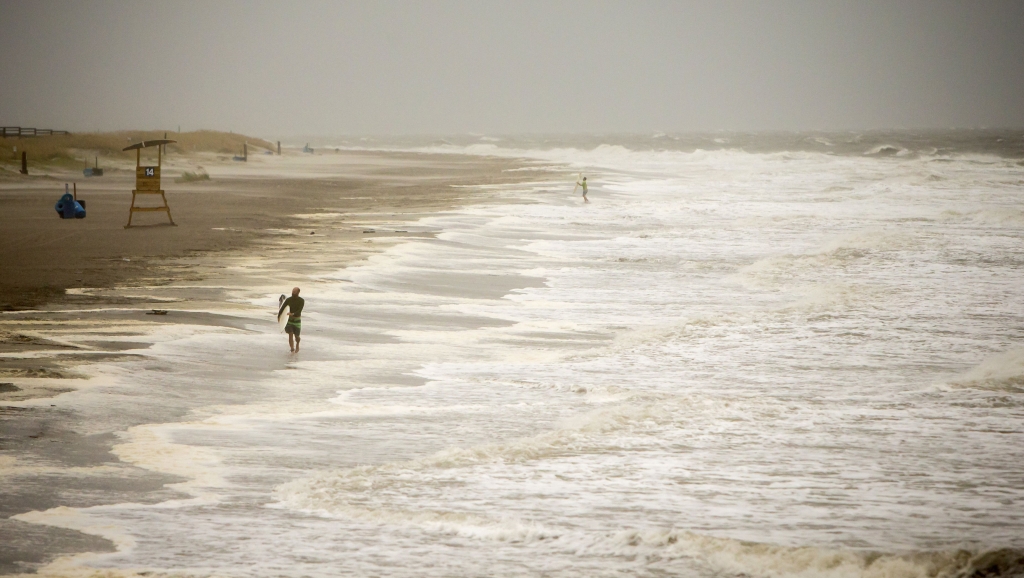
left=84, top=156, right=104, bottom=177
left=363, top=229, right=375, bottom=233
left=310, top=231, right=315, bottom=235
left=303, top=143, right=314, bottom=154
left=395, top=230, right=408, bottom=233
left=55, top=184, right=86, bottom=219
left=148, top=310, right=169, bottom=315
left=73, top=182, right=85, bottom=209
left=232, top=143, right=248, bottom=162
left=0, top=383, right=20, bottom=393
left=20, top=151, right=27, bottom=174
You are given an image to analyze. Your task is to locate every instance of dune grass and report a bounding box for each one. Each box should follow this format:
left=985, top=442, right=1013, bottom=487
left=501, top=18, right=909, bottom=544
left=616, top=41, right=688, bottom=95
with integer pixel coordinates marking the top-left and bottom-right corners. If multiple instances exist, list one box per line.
left=0, top=130, right=275, bottom=170
left=176, top=169, right=211, bottom=183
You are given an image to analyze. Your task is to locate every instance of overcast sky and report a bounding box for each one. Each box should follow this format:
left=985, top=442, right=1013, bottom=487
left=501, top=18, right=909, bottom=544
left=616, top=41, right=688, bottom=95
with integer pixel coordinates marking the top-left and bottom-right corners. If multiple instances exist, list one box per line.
left=2, top=1, right=1023, bottom=136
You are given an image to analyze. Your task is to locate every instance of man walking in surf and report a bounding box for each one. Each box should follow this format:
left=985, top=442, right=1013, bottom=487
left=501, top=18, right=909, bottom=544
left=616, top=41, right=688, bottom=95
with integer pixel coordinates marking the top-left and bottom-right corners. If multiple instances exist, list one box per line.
left=576, top=176, right=589, bottom=203
left=278, top=287, right=305, bottom=353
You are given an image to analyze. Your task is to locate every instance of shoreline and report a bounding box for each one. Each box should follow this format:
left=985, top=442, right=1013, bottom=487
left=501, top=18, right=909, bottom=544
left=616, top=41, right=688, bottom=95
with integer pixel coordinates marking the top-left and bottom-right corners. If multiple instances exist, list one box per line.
left=2, top=148, right=544, bottom=400
left=0, top=149, right=557, bottom=575
left=0, top=148, right=540, bottom=310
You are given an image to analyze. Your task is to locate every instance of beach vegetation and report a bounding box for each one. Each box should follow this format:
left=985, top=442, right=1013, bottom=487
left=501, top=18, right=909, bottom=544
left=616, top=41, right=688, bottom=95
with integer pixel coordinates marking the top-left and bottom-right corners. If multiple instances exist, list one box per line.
left=176, top=169, right=211, bottom=183
left=0, top=130, right=274, bottom=171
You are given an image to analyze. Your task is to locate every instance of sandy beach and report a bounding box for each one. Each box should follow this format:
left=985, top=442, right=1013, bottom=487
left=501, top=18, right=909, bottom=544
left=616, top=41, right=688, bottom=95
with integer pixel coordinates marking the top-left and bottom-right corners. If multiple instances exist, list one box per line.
left=0, top=146, right=548, bottom=573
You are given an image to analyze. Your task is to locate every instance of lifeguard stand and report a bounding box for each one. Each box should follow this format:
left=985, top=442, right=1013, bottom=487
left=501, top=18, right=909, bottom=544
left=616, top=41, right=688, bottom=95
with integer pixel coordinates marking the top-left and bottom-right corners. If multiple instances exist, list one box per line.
left=123, top=139, right=177, bottom=228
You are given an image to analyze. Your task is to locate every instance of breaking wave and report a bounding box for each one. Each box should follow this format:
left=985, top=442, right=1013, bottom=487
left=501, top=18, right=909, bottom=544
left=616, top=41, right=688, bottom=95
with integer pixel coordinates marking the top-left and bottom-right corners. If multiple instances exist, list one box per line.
left=940, top=209, right=1024, bottom=227
left=585, top=531, right=1024, bottom=578
left=865, top=145, right=912, bottom=157
left=951, top=348, right=1024, bottom=393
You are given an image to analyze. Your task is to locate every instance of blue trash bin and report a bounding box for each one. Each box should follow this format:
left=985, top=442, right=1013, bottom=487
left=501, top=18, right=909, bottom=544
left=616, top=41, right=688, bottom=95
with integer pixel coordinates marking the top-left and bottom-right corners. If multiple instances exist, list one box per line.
left=54, top=193, right=86, bottom=219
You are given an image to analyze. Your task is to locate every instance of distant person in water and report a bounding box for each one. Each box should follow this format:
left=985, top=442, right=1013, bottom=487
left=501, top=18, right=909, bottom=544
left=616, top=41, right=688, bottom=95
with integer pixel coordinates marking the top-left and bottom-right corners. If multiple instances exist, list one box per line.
left=577, top=176, right=589, bottom=203
left=278, top=287, right=305, bottom=353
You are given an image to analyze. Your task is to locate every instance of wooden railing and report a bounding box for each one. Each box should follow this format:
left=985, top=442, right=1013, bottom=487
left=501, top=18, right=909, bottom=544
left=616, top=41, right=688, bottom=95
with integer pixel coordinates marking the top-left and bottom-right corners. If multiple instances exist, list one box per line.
left=1, top=127, right=71, bottom=137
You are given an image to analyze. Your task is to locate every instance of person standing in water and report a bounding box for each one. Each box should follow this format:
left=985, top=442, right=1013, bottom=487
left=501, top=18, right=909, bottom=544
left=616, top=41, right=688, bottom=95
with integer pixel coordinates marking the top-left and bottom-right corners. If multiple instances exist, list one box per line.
left=278, top=287, right=305, bottom=353
left=576, top=176, right=589, bottom=203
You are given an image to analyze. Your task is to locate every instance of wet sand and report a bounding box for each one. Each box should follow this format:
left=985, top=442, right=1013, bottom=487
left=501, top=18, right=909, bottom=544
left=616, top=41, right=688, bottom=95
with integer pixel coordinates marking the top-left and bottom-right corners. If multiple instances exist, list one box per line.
left=0, top=149, right=532, bottom=309
left=0, top=149, right=547, bottom=574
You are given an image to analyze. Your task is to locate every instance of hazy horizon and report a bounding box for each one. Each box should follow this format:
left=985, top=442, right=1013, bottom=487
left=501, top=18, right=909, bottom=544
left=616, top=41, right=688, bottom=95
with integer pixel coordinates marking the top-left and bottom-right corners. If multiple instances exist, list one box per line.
left=3, top=1, right=1023, bottom=136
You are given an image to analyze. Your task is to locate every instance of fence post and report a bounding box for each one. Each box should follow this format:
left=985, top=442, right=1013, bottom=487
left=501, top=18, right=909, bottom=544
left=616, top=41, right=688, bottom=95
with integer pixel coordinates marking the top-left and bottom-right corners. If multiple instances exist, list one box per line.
left=20, top=151, right=27, bottom=175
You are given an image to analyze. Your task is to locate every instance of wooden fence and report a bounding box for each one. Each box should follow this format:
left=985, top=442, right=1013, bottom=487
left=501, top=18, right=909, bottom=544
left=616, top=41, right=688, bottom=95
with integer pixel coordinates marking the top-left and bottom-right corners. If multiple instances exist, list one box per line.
left=1, top=127, right=71, bottom=137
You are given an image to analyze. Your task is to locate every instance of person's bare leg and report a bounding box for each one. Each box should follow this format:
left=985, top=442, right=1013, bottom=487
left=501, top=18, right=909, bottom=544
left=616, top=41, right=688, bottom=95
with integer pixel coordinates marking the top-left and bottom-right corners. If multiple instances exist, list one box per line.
left=288, top=333, right=295, bottom=353
left=294, top=335, right=300, bottom=352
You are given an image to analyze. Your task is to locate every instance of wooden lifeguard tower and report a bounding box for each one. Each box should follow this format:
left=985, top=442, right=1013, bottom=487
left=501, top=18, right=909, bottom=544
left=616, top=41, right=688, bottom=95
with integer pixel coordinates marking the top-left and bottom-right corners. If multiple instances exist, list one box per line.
left=123, top=139, right=177, bottom=228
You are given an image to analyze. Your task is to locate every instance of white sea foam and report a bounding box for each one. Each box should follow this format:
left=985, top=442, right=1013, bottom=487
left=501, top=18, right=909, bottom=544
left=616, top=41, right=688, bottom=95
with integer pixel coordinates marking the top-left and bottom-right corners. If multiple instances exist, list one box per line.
left=111, top=422, right=227, bottom=494
left=579, top=531, right=1023, bottom=578
left=951, top=348, right=1024, bottom=392
left=865, top=144, right=912, bottom=157
left=941, top=208, right=1024, bottom=226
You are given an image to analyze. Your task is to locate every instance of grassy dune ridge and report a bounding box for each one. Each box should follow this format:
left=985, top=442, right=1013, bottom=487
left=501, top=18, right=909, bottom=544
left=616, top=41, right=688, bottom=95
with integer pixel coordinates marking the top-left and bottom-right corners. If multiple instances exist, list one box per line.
left=0, top=130, right=275, bottom=170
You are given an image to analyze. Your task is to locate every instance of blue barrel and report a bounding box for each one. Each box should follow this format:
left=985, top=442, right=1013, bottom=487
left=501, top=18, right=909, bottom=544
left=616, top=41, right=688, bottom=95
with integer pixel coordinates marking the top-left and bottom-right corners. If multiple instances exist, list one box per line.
left=55, top=193, right=73, bottom=218
left=54, top=193, right=86, bottom=219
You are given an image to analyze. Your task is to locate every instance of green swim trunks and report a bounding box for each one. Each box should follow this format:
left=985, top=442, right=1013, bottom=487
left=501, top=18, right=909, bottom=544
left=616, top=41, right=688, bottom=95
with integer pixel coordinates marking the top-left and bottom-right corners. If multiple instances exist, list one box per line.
left=285, top=317, right=301, bottom=336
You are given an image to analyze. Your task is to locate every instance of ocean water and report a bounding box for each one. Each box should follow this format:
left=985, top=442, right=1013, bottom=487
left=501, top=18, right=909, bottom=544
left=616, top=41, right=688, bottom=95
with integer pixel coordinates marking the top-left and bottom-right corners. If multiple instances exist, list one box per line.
left=12, top=132, right=1024, bottom=577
